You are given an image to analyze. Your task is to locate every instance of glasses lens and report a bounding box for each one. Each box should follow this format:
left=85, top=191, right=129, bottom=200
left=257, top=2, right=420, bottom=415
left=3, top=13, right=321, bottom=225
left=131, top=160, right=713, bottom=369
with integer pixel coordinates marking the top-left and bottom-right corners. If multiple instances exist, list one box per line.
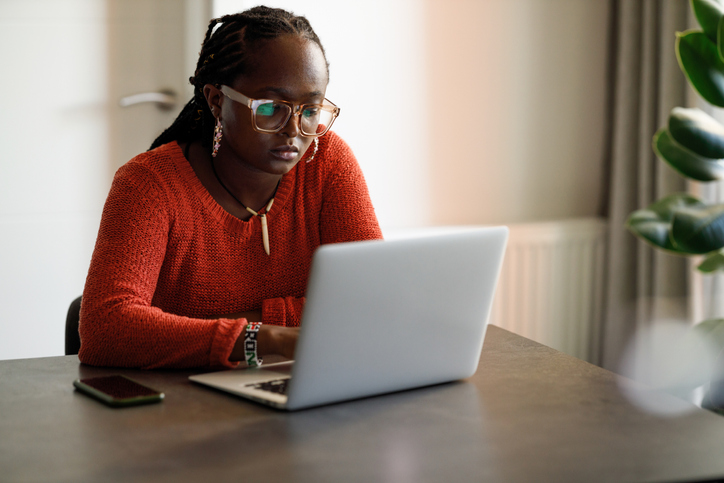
left=300, top=106, right=335, bottom=136
left=253, top=101, right=291, bottom=131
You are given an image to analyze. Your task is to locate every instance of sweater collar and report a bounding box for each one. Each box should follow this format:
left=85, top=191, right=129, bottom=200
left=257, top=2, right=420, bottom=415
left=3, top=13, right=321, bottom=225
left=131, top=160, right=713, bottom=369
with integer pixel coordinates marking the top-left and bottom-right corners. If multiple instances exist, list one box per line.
left=169, top=141, right=296, bottom=237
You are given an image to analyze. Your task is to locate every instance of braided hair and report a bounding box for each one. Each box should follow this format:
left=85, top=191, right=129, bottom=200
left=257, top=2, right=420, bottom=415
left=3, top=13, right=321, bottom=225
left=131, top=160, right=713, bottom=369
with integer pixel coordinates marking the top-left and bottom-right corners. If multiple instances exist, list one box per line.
left=149, top=6, right=328, bottom=151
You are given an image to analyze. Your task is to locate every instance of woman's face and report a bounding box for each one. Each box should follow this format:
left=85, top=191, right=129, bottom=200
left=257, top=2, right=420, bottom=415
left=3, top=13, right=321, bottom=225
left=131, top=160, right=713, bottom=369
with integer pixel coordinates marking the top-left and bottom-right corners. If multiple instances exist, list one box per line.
left=213, top=35, right=329, bottom=176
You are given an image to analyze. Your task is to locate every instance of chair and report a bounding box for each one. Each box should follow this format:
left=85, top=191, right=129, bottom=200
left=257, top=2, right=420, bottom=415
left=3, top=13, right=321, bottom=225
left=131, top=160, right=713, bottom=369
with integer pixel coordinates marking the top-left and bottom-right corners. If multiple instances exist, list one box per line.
left=65, top=296, right=82, bottom=355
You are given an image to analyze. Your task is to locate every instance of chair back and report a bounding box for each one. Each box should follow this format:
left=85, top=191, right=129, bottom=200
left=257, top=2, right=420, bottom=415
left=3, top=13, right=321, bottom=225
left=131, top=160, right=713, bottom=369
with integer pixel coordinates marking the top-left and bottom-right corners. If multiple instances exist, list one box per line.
left=65, top=296, right=82, bottom=355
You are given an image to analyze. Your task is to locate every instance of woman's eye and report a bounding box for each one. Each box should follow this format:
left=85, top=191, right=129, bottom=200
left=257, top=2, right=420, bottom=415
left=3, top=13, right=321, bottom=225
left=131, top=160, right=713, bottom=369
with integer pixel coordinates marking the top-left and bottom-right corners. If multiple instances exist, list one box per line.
left=256, top=103, right=279, bottom=117
left=302, top=107, right=320, bottom=119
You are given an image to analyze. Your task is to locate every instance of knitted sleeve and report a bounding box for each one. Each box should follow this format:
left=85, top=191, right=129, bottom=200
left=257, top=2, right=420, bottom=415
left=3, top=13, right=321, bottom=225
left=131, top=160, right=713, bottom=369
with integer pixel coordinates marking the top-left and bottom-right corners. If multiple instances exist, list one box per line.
left=78, top=162, right=245, bottom=369
left=260, top=134, right=383, bottom=326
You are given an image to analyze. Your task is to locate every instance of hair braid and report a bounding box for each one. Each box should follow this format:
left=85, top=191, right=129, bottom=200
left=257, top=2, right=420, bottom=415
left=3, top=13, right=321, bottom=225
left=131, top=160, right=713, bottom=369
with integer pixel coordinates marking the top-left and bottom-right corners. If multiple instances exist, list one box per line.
left=149, top=6, right=328, bottom=151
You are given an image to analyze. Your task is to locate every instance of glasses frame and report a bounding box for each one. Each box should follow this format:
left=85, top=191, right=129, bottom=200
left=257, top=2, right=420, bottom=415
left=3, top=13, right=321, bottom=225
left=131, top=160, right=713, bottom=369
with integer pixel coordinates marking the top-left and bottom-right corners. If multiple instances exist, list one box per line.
left=219, top=85, right=340, bottom=137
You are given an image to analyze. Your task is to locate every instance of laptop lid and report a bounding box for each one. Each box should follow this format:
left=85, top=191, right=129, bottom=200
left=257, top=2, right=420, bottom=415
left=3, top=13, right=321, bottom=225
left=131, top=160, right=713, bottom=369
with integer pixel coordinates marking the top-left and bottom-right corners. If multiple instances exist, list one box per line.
left=284, top=226, right=508, bottom=410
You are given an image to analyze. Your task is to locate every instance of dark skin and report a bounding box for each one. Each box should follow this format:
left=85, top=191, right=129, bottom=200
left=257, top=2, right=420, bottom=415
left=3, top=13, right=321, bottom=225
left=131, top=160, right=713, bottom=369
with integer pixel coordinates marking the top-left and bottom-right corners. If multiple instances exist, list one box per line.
left=181, top=34, right=329, bottom=362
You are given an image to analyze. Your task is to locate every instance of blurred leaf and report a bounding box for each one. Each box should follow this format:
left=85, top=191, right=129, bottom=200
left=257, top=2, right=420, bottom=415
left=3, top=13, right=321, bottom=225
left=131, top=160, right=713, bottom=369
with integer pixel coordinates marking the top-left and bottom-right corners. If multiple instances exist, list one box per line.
left=669, top=107, right=724, bottom=158
left=719, top=14, right=724, bottom=61
left=702, top=392, right=724, bottom=412
left=693, top=0, right=724, bottom=42
left=666, top=319, right=724, bottom=391
left=677, top=30, right=724, bottom=107
left=626, top=193, right=706, bottom=254
left=671, top=203, right=724, bottom=253
left=691, top=318, right=724, bottom=352
left=698, top=250, right=724, bottom=272
left=693, top=318, right=724, bottom=411
left=653, top=128, right=724, bottom=181
left=673, top=318, right=724, bottom=391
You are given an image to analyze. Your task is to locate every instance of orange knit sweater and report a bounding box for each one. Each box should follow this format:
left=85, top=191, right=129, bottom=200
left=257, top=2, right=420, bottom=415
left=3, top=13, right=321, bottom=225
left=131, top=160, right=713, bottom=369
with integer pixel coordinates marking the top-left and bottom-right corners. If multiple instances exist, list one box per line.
left=78, top=132, right=382, bottom=369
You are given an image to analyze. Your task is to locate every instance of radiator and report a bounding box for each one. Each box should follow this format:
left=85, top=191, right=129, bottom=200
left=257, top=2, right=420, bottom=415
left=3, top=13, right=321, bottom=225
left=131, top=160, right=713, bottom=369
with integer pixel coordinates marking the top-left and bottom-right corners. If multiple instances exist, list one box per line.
left=488, top=218, right=608, bottom=363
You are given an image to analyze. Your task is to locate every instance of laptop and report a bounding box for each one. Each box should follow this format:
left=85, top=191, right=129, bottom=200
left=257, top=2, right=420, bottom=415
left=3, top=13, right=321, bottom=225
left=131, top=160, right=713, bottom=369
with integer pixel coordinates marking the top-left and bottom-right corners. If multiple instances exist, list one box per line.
left=189, top=226, right=508, bottom=411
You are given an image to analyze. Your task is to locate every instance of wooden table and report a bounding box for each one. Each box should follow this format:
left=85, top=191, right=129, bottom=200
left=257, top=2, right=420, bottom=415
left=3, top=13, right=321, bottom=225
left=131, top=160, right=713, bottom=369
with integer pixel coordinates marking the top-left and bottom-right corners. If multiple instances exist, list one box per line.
left=3, top=325, right=724, bottom=483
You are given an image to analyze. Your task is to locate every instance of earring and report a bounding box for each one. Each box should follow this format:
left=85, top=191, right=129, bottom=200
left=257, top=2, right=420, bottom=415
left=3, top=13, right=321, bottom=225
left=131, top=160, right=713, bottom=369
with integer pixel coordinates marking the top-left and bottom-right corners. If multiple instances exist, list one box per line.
left=212, top=118, right=223, bottom=158
left=306, top=137, right=319, bottom=163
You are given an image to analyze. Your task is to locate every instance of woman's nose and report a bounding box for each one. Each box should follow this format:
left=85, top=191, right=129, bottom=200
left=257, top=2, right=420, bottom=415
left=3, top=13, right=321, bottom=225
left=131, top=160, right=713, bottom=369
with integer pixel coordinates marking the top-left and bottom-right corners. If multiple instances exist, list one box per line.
left=281, top=109, right=302, bottom=138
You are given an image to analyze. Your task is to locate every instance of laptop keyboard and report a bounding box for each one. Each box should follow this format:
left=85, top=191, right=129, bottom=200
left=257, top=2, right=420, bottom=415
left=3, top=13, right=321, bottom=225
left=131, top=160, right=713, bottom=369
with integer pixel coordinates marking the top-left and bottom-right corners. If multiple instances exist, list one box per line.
left=246, top=378, right=289, bottom=395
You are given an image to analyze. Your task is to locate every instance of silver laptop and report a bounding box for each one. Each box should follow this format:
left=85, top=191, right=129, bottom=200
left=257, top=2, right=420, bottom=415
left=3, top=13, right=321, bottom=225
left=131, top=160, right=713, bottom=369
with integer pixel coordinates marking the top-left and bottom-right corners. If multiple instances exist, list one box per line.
left=190, top=227, right=508, bottom=411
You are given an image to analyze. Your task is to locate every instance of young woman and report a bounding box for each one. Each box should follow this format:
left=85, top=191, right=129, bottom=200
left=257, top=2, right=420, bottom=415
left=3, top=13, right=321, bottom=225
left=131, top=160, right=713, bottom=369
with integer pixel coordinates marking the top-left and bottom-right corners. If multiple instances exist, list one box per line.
left=78, top=6, right=382, bottom=369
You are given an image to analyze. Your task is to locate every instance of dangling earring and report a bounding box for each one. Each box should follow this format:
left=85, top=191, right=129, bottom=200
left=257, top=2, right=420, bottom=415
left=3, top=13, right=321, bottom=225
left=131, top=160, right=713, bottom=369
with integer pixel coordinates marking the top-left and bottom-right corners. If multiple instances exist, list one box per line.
left=212, top=117, right=223, bottom=158
left=306, top=137, right=319, bottom=163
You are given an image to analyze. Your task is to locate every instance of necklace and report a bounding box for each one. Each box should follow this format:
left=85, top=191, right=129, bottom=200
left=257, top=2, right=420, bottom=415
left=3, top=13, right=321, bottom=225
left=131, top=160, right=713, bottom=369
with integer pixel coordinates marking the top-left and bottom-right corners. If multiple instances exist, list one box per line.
left=210, top=158, right=275, bottom=256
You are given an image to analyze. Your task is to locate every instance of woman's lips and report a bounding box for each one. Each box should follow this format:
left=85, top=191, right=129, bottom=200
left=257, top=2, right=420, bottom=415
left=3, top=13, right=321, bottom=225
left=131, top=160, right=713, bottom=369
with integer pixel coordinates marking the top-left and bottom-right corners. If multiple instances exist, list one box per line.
left=271, top=145, right=299, bottom=161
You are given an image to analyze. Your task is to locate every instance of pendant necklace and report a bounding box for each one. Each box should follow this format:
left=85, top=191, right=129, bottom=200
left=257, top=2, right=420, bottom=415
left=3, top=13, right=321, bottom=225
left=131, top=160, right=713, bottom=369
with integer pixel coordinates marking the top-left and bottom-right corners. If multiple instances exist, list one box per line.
left=211, top=159, right=275, bottom=256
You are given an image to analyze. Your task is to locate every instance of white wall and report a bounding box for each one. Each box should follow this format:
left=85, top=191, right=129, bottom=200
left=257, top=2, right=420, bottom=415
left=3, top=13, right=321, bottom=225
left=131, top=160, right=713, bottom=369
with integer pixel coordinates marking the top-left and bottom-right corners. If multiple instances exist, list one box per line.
left=0, top=1, right=109, bottom=360
left=425, top=0, right=610, bottom=225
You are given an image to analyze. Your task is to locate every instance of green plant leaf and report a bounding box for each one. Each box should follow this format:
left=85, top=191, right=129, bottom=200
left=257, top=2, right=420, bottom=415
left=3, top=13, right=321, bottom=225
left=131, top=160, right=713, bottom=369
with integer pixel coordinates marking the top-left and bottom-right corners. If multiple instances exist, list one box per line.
left=671, top=203, right=724, bottom=253
left=626, top=193, right=707, bottom=254
left=653, top=128, right=724, bottom=181
left=698, top=249, right=724, bottom=272
left=719, top=14, right=724, bottom=61
left=677, top=30, right=724, bottom=107
left=693, top=0, right=724, bottom=42
left=669, top=107, right=724, bottom=158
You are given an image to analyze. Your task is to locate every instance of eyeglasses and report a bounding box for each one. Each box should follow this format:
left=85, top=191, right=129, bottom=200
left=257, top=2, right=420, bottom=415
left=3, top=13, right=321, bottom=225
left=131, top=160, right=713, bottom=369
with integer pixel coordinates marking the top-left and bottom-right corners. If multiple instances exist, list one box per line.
left=219, top=85, right=340, bottom=137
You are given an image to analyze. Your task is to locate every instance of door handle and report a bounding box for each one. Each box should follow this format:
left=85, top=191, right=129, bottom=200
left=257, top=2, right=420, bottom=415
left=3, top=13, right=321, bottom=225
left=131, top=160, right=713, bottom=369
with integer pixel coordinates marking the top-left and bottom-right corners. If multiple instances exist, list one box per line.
left=119, top=89, right=178, bottom=110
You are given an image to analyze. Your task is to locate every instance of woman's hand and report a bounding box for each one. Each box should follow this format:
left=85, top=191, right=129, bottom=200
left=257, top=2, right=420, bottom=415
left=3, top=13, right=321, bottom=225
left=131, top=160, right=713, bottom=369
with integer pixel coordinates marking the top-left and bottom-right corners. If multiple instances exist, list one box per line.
left=259, top=324, right=299, bottom=360
left=215, top=310, right=298, bottom=362
left=230, top=324, right=299, bottom=362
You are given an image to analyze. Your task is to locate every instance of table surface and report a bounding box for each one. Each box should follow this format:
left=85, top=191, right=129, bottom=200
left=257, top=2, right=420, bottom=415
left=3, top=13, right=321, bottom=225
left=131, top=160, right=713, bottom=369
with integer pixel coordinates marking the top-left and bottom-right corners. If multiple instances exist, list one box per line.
left=3, top=325, right=724, bottom=483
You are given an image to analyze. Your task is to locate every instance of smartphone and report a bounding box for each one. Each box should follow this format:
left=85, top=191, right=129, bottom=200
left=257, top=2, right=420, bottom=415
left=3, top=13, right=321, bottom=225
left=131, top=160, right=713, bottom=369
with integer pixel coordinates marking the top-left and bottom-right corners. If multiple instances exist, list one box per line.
left=73, top=375, right=164, bottom=407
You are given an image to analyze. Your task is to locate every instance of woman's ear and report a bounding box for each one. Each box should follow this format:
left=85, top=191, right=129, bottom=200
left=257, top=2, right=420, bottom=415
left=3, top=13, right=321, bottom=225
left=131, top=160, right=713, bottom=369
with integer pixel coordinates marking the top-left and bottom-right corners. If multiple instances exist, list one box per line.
left=203, top=84, right=223, bottom=117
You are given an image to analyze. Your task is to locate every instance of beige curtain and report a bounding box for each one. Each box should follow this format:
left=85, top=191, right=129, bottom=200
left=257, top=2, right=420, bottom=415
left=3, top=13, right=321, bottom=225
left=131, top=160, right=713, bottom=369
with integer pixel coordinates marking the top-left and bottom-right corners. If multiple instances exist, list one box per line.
left=601, top=0, right=690, bottom=371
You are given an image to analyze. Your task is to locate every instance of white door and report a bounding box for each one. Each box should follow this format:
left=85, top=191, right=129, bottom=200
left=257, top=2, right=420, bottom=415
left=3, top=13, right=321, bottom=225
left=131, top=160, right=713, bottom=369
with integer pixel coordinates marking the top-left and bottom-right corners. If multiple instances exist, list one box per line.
left=0, top=0, right=209, bottom=360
